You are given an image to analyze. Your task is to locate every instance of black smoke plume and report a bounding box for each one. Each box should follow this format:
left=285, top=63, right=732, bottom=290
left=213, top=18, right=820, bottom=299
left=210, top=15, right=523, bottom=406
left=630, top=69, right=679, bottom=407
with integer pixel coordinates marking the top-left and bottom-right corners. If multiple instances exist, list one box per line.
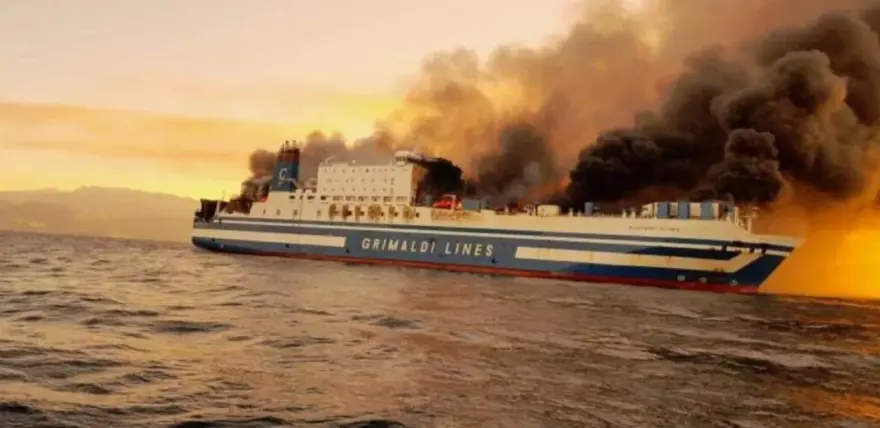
left=410, top=157, right=466, bottom=201
left=247, top=0, right=880, bottom=211
left=696, top=129, right=785, bottom=204
left=470, top=122, right=560, bottom=206
left=566, top=2, right=880, bottom=209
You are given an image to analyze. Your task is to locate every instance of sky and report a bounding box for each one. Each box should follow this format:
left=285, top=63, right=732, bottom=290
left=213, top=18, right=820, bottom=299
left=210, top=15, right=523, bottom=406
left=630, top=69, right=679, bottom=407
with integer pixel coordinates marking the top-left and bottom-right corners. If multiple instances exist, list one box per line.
left=0, top=0, right=576, bottom=198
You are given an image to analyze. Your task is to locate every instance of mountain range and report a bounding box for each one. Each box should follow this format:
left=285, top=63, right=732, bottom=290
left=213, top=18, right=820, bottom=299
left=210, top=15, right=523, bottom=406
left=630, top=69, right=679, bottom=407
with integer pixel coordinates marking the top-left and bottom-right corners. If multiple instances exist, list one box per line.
left=0, top=187, right=198, bottom=242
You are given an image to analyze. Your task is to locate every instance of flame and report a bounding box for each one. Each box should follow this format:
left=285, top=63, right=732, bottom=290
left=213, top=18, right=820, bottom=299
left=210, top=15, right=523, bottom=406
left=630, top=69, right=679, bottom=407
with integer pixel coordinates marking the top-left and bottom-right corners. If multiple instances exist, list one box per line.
left=761, top=223, right=880, bottom=300
left=757, top=164, right=880, bottom=301
left=761, top=203, right=880, bottom=301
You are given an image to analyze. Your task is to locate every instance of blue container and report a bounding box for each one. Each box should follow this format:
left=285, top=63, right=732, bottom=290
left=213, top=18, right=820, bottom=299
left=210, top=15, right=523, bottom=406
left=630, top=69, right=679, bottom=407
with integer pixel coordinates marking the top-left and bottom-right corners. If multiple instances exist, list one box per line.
left=700, top=202, right=715, bottom=219
left=677, top=201, right=690, bottom=219
left=462, top=198, right=481, bottom=211
left=657, top=202, right=670, bottom=218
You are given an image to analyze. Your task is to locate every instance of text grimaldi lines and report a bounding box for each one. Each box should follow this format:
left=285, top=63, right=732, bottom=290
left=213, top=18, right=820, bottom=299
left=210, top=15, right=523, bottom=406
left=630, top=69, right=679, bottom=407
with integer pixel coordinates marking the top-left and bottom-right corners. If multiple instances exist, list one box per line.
left=359, top=237, right=494, bottom=257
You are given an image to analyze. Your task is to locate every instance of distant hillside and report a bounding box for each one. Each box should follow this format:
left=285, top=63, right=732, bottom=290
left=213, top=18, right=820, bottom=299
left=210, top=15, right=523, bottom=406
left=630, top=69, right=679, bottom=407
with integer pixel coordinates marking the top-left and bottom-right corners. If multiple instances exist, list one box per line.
left=0, top=187, right=199, bottom=242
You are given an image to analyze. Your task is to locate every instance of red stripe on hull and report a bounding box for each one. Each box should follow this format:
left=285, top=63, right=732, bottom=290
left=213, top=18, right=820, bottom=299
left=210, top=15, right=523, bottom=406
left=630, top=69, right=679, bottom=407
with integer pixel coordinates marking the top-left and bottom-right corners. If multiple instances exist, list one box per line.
left=199, top=247, right=759, bottom=295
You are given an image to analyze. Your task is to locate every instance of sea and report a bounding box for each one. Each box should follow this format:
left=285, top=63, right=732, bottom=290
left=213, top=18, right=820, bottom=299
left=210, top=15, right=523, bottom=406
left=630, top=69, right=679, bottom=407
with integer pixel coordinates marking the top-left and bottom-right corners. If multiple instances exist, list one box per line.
left=0, top=231, right=878, bottom=428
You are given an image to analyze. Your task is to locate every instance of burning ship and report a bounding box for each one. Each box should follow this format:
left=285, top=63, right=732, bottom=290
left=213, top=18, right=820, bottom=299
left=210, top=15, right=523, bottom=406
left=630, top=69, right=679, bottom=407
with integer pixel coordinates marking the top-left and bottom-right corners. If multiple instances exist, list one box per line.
left=192, top=141, right=803, bottom=294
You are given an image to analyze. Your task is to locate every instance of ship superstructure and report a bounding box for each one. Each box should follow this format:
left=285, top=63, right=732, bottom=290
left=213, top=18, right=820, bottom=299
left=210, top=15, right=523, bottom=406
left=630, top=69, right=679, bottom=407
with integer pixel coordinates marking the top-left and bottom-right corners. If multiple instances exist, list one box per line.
left=192, top=141, right=803, bottom=293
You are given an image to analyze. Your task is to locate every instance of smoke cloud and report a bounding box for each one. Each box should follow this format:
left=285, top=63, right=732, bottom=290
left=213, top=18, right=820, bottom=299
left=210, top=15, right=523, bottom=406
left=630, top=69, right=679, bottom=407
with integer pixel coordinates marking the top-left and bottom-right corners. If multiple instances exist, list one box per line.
left=377, top=0, right=880, bottom=209
left=566, top=1, right=880, bottom=209
left=246, top=0, right=880, bottom=212
left=247, top=149, right=276, bottom=180
left=411, top=157, right=466, bottom=200
left=697, top=129, right=785, bottom=204
left=470, top=122, right=561, bottom=205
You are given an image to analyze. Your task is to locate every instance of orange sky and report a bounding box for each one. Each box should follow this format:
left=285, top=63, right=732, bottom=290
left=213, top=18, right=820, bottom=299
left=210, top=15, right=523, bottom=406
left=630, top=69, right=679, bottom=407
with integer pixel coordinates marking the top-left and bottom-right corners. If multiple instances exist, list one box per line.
left=0, top=0, right=576, bottom=198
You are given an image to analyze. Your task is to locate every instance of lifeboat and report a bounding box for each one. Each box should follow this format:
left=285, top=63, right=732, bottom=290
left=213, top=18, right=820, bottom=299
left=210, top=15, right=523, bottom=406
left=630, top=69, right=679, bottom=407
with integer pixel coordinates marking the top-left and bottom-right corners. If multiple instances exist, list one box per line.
left=367, top=204, right=383, bottom=220
left=403, top=206, right=416, bottom=219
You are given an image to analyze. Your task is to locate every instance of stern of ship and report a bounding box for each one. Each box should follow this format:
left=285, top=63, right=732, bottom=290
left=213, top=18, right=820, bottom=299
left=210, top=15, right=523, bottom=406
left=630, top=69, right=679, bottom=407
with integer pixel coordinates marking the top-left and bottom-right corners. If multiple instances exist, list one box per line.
left=191, top=198, right=221, bottom=251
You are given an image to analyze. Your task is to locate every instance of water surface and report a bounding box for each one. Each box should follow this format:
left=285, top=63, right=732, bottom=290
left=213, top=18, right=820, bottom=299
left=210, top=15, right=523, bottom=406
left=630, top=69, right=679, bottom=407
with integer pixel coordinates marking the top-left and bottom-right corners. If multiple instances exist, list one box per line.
left=1, top=231, right=878, bottom=427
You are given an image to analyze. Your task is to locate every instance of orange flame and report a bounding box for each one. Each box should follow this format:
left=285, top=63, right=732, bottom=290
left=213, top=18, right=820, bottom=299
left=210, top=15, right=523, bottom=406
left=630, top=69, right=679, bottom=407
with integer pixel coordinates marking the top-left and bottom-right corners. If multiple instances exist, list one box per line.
left=760, top=180, right=880, bottom=301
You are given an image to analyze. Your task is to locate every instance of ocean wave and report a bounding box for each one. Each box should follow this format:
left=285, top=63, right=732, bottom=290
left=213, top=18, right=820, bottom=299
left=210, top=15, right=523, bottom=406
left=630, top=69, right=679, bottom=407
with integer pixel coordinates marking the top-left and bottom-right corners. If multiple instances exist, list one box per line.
left=1, top=232, right=878, bottom=427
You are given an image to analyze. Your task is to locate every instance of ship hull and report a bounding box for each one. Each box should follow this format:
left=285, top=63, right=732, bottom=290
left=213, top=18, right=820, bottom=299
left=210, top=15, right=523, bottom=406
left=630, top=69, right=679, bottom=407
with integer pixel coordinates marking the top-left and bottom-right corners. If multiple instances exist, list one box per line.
left=192, top=219, right=793, bottom=294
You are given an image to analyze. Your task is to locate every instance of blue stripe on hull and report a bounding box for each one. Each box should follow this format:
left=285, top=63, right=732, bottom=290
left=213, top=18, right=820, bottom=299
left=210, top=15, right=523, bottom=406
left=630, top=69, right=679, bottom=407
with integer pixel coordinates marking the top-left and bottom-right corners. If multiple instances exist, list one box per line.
left=209, top=217, right=796, bottom=252
left=196, top=222, right=750, bottom=261
left=191, top=225, right=787, bottom=288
